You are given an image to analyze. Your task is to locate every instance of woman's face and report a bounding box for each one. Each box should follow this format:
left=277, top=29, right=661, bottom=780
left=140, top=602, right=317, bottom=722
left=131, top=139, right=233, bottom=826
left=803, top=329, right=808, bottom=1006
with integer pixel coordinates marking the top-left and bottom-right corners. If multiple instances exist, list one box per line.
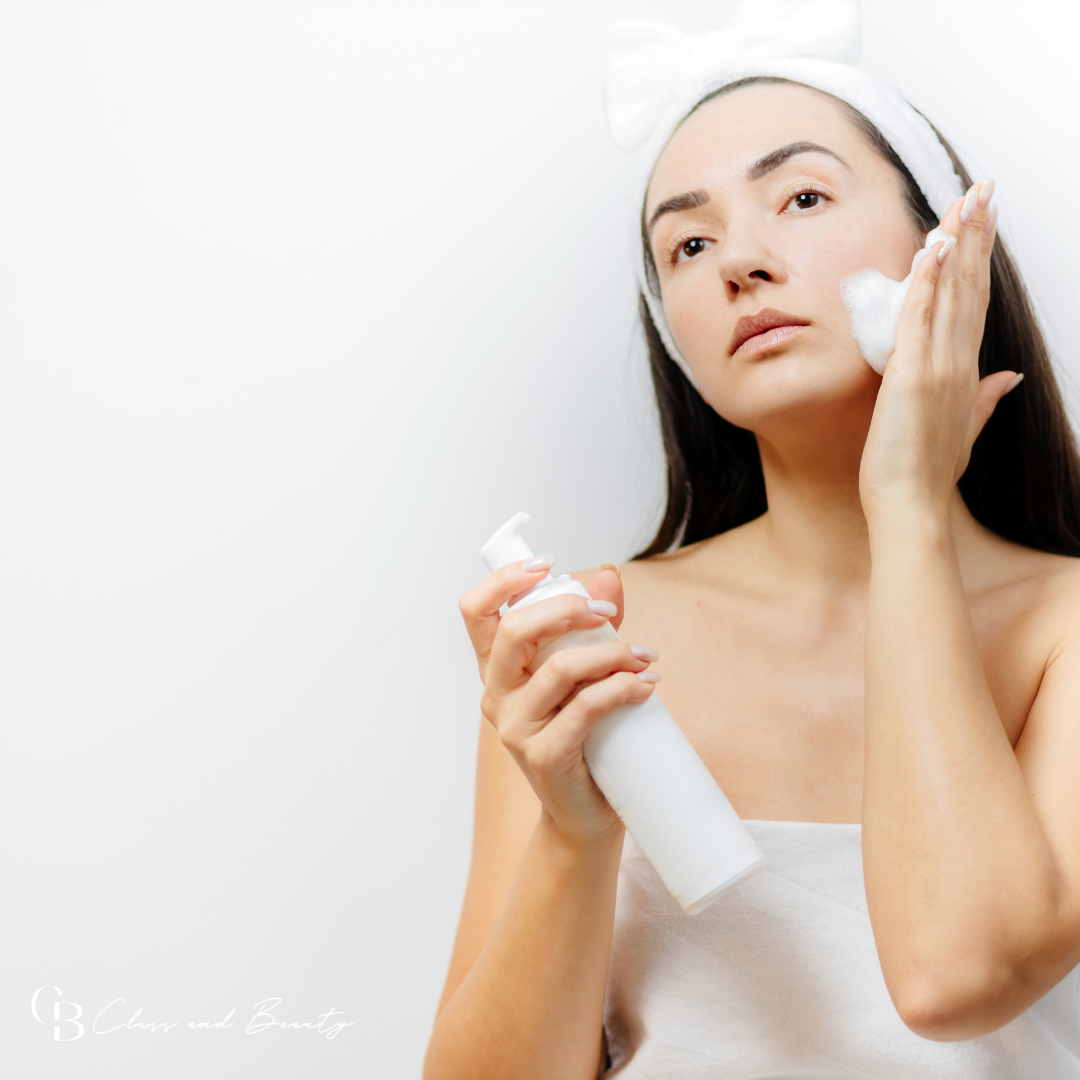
left=646, top=83, right=924, bottom=434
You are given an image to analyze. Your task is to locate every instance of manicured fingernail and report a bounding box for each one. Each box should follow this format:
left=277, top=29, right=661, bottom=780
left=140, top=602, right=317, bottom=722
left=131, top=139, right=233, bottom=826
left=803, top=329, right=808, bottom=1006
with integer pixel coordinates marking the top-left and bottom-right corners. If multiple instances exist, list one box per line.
left=1005, top=372, right=1024, bottom=393
left=983, top=204, right=998, bottom=237
left=630, top=645, right=658, bottom=662
left=960, top=185, right=978, bottom=225
left=936, top=235, right=957, bottom=265
left=521, top=554, right=554, bottom=572
left=977, top=178, right=995, bottom=210
left=587, top=599, right=618, bottom=617
left=598, top=561, right=621, bottom=577
left=636, top=671, right=661, bottom=683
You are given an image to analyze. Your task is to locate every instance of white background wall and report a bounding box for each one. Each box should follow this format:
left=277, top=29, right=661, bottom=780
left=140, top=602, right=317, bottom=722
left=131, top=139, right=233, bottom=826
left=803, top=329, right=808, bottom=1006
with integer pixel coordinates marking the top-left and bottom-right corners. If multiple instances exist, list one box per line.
left=0, top=2, right=1075, bottom=1077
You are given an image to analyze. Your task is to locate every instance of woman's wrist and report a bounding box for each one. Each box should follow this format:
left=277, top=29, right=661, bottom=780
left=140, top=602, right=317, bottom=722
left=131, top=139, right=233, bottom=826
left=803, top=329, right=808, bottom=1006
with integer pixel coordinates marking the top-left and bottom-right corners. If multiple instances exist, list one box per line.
left=864, top=498, right=954, bottom=559
left=537, top=807, right=626, bottom=865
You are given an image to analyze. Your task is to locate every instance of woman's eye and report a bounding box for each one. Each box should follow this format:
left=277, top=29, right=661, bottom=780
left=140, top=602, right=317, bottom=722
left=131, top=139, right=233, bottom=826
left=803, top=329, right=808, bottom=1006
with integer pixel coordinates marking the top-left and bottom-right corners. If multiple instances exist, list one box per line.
left=785, top=191, right=823, bottom=212
left=675, top=237, right=713, bottom=263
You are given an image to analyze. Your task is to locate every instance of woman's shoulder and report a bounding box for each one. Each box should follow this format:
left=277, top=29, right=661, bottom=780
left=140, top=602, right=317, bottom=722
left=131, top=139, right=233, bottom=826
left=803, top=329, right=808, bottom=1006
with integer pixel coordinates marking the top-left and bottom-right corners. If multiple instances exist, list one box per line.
left=968, top=528, right=1080, bottom=648
left=570, top=525, right=756, bottom=639
left=572, top=519, right=759, bottom=594
left=975, top=527, right=1080, bottom=596
left=572, top=532, right=727, bottom=592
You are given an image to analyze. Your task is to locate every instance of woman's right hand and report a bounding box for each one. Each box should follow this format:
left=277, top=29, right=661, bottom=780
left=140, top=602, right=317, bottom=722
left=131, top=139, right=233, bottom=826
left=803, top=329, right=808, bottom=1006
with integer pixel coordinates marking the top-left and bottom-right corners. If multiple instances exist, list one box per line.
left=458, top=559, right=659, bottom=848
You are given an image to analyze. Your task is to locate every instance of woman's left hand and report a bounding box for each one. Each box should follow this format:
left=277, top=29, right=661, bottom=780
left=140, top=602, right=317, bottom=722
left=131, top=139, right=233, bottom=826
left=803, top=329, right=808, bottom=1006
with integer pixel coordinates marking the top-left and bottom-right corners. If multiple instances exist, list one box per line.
left=859, top=180, right=1018, bottom=529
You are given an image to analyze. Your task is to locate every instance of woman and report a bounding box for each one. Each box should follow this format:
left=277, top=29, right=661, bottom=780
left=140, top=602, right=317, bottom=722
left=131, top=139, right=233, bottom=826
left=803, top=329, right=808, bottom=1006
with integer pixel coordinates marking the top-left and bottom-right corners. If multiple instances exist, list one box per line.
left=425, top=4, right=1080, bottom=1077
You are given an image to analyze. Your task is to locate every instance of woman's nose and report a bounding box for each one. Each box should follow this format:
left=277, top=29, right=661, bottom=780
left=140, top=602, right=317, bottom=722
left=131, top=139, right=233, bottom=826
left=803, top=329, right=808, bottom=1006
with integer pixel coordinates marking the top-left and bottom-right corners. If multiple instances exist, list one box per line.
left=715, top=224, right=785, bottom=298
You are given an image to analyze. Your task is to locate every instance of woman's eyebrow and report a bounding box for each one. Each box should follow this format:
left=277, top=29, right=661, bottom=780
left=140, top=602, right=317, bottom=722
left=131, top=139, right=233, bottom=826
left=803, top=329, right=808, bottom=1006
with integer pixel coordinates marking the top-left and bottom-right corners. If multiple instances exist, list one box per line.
left=647, top=189, right=711, bottom=236
left=748, top=141, right=850, bottom=180
left=647, top=142, right=849, bottom=236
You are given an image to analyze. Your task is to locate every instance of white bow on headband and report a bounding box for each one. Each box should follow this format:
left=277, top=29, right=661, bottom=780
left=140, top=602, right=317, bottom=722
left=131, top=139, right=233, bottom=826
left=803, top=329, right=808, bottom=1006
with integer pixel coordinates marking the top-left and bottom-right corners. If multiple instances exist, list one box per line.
left=607, top=0, right=862, bottom=151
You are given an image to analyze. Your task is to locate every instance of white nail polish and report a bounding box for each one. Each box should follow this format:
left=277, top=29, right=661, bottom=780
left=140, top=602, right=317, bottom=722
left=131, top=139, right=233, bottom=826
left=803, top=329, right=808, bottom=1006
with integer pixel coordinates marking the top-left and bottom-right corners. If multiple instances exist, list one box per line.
left=977, top=178, right=995, bottom=211
left=1005, top=372, right=1024, bottom=393
left=631, top=645, right=659, bottom=662
left=960, top=186, right=978, bottom=225
left=587, top=599, right=618, bottom=617
left=936, top=235, right=957, bottom=265
left=636, top=671, right=661, bottom=683
left=521, top=554, right=554, bottom=572
left=983, top=204, right=999, bottom=237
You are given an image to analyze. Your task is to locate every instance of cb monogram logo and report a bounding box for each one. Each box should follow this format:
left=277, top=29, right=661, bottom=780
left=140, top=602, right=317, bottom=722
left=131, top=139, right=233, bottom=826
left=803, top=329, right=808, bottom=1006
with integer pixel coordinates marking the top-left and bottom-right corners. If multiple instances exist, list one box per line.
left=31, top=986, right=84, bottom=1041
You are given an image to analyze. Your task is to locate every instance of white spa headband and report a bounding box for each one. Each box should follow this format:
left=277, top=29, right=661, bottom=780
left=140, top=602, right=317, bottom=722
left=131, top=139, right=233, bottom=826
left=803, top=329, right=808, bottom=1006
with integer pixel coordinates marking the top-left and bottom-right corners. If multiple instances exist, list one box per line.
left=606, top=0, right=966, bottom=388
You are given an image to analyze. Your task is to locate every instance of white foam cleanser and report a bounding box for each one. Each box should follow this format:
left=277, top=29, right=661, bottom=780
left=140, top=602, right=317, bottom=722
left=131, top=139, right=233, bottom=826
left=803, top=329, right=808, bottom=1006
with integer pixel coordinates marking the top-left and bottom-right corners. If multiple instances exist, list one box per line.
left=481, top=512, right=765, bottom=915
left=841, top=226, right=952, bottom=374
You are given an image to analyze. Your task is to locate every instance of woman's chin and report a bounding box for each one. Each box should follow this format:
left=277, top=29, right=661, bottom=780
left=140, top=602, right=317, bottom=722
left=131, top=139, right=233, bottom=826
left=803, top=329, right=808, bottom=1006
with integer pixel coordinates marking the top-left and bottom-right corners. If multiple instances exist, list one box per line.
left=695, top=352, right=878, bottom=429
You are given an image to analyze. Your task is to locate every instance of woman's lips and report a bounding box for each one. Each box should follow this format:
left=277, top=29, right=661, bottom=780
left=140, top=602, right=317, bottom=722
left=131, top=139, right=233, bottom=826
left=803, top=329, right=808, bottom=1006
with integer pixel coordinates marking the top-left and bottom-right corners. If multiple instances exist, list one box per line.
left=733, top=323, right=806, bottom=357
left=729, top=307, right=810, bottom=357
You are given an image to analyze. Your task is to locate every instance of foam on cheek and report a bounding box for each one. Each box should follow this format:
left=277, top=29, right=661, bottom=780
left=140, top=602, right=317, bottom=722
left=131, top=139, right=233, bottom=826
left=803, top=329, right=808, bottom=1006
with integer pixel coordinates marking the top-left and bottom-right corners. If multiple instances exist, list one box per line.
left=840, top=227, right=949, bottom=374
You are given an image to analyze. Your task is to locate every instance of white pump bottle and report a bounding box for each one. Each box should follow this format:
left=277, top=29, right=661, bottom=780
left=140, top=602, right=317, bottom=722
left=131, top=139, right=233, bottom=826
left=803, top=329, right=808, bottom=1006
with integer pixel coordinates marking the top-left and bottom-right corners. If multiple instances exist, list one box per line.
left=481, top=512, right=765, bottom=915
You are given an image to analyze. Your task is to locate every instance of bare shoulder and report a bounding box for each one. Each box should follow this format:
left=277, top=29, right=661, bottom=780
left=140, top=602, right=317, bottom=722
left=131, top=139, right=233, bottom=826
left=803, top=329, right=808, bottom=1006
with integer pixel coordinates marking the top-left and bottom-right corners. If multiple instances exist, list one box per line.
left=1019, top=548, right=1080, bottom=661
left=570, top=528, right=760, bottom=660
left=1033, top=551, right=1080, bottom=620
left=975, top=531, right=1080, bottom=635
left=997, top=544, right=1080, bottom=809
left=572, top=547, right=696, bottom=634
left=961, top=531, right=1080, bottom=744
left=572, top=525, right=749, bottom=599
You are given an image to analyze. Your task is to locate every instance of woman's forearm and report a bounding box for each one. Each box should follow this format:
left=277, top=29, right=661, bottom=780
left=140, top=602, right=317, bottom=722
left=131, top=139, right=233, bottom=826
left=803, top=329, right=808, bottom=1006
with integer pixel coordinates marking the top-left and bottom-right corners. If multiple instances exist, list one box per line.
left=863, top=511, right=1062, bottom=1038
left=423, top=811, right=622, bottom=1080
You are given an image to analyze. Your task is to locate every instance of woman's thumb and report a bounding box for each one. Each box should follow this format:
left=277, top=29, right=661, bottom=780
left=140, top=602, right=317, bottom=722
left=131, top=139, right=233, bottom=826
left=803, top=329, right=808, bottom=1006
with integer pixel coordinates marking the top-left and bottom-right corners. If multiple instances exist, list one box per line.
left=588, top=563, right=625, bottom=631
left=973, top=370, right=1023, bottom=442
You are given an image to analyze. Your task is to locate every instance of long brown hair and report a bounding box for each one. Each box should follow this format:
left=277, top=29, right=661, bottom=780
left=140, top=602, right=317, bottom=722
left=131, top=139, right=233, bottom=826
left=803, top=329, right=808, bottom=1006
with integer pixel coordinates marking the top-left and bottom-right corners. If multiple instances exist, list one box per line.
left=634, top=77, right=1080, bottom=560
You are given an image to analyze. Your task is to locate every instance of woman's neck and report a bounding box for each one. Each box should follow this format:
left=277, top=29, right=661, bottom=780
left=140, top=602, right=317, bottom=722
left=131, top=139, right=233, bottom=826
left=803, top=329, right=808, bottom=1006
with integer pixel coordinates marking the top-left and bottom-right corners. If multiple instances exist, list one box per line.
left=728, top=424, right=986, bottom=595
left=753, top=427, right=871, bottom=590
